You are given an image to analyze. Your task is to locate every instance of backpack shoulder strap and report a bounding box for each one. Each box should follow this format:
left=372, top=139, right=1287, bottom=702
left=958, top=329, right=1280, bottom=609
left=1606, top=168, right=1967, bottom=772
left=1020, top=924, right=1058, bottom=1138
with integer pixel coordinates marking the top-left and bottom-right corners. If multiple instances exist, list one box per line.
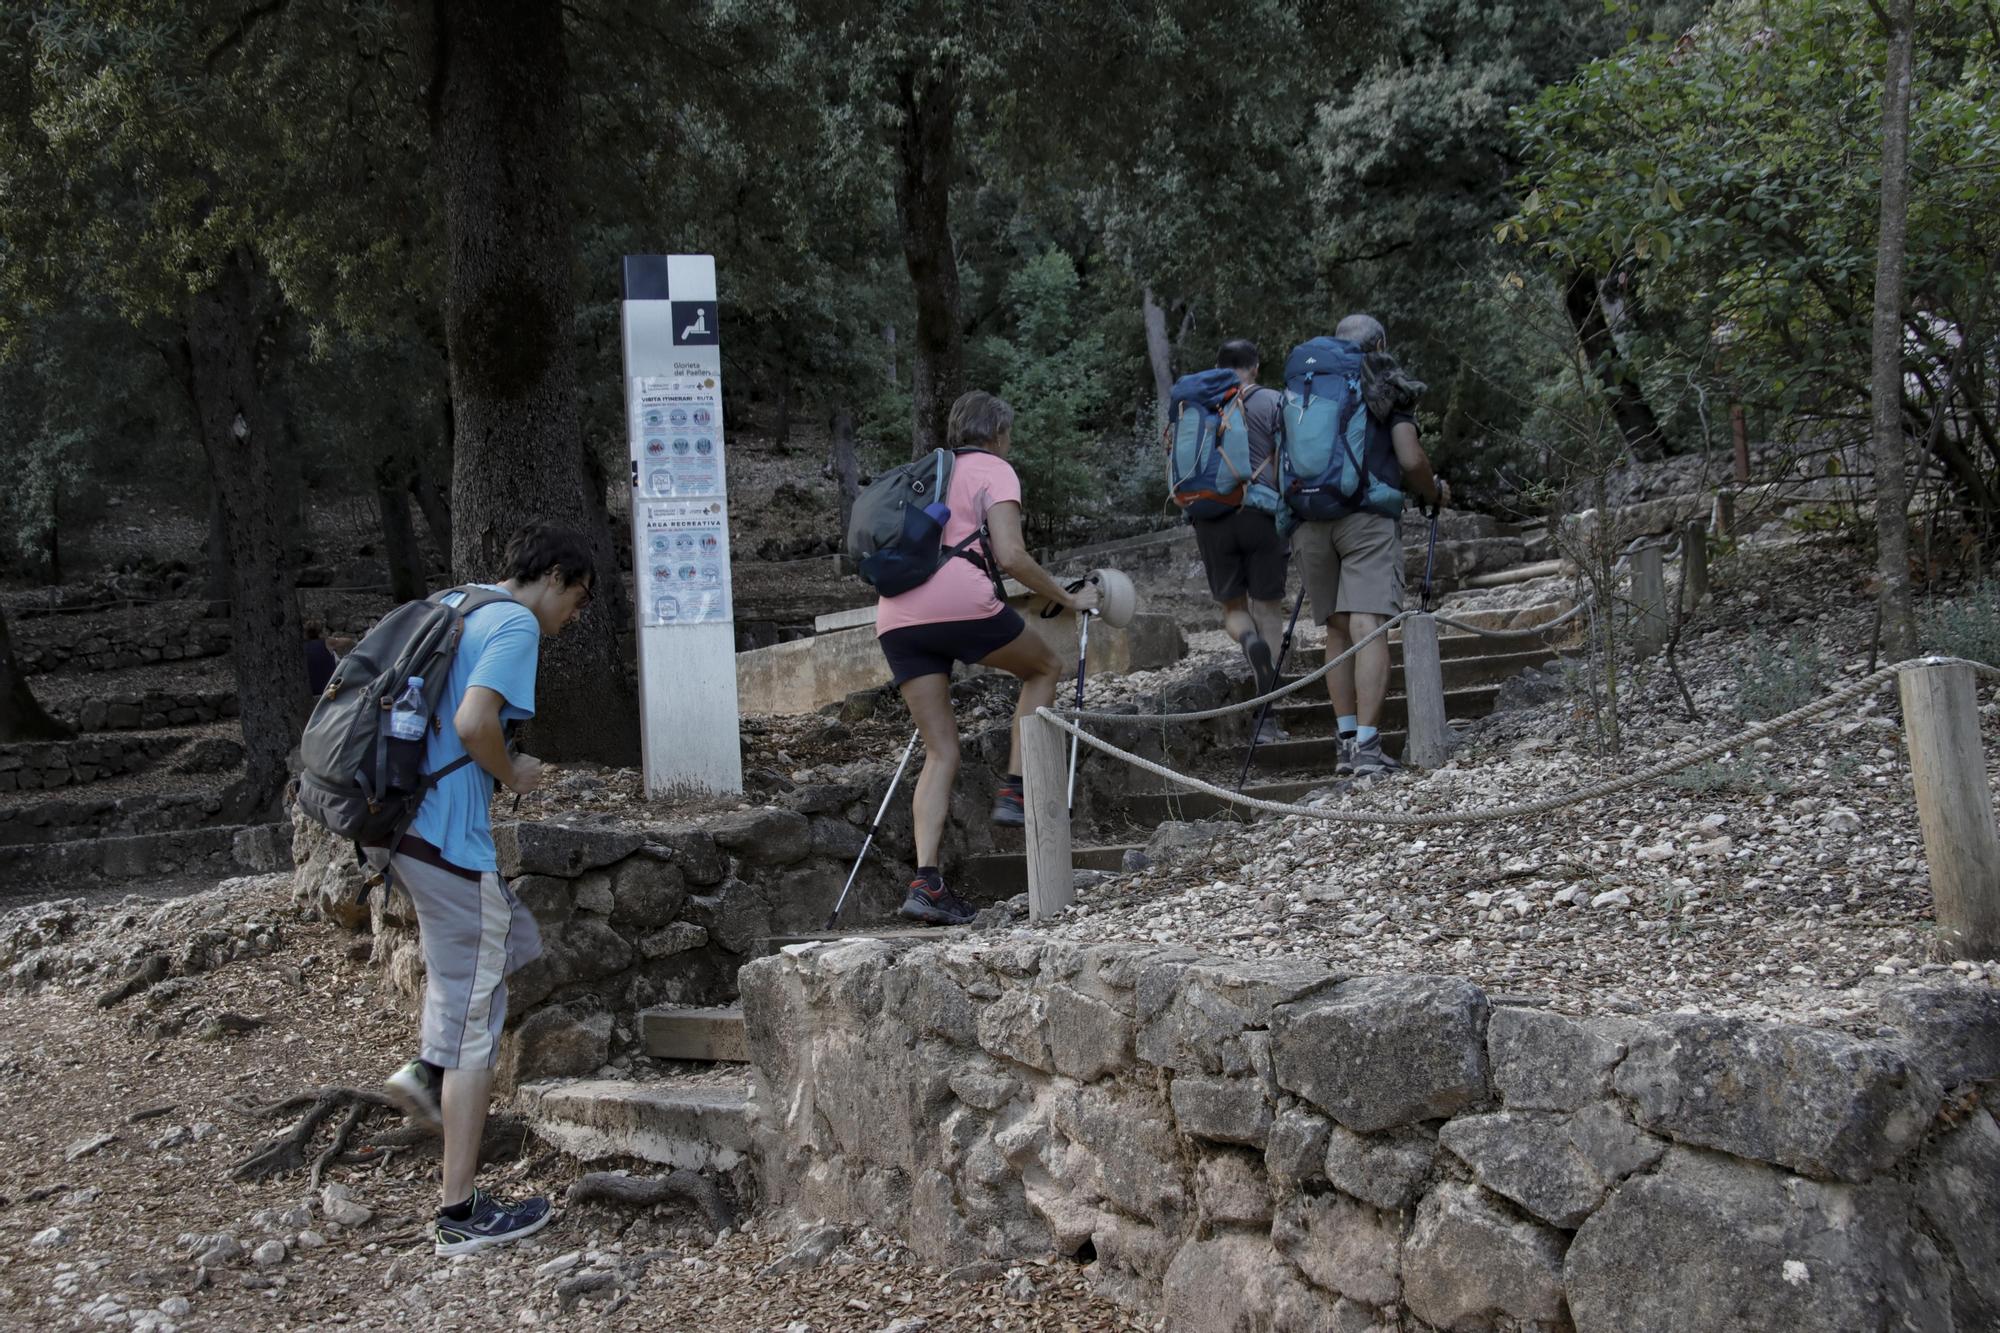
left=432, top=585, right=517, bottom=618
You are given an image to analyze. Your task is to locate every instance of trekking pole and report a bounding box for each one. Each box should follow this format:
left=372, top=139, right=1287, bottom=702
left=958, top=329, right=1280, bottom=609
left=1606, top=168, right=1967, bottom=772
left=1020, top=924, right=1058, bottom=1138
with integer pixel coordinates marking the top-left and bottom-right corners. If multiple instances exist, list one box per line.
left=824, top=729, right=920, bottom=931
left=1236, top=584, right=1308, bottom=792
left=1421, top=495, right=1441, bottom=612
left=1066, top=610, right=1094, bottom=813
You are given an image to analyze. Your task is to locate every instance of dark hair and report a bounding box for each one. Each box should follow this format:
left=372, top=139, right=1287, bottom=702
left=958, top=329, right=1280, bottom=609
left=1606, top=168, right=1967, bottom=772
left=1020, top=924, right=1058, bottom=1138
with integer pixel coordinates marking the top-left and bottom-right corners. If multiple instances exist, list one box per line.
left=1216, top=339, right=1261, bottom=372
left=947, top=390, right=1015, bottom=449
left=503, top=523, right=596, bottom=589
left=303, top=619, right=324, bottom=640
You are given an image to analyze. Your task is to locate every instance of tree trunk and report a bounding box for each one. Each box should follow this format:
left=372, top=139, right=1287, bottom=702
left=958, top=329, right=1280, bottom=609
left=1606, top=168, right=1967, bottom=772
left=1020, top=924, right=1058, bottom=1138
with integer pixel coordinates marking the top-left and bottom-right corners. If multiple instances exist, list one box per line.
left=0, top=605, right=69, bottom=741
left=179, top=248, right=306, bottom=818
left=376, top=459, right=426, bottom=603
left=828, top=407, right=860, bottom=544
left=893, top=60, right=964, bottom=459
left=205, top=489, right=232, bottom=609
left=1142, top=285, right=1173, bottom=435
left=772, top=343, right=793, bottom=454
left=883, top=323, right=897, bottom=387
left=1870, top=0, right=1917, bottom=658
left=434, top=0, right=637, bottom=765
left=410, top=446, right=453, bottom=571
left=1563, top=267, right=1666, bottom=460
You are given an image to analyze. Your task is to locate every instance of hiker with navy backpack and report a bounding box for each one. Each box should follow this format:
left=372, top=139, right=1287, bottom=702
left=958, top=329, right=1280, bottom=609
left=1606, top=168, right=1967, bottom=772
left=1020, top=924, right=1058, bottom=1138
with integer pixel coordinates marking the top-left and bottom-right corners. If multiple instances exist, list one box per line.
left=296, top=523, right=595, bottom=1256
left=848, top=389, right=1099, bottom=925
left=1276, top=314, right=1449, bottom=777
left=1167, top=340, right=1290, bottom=740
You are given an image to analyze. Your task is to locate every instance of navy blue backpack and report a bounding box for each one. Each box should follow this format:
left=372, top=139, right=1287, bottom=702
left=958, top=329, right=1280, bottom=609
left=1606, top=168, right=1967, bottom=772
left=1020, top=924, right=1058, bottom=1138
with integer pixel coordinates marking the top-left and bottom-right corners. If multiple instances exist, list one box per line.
left=1278, top=337, right=1404, bottom=520
left=1166, top=368, right=1278, bottom=520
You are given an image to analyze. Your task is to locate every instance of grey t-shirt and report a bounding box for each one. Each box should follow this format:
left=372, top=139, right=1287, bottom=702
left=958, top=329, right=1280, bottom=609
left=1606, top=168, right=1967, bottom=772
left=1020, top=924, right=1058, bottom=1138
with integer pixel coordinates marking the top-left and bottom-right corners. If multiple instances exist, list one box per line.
left=1239, top=384, right=1284, bottom=484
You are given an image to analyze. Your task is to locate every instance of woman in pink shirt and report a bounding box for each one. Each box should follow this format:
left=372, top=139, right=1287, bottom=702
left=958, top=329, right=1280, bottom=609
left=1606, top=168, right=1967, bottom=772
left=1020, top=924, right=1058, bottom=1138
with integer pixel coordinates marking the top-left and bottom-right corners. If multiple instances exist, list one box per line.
left=878, top=390, right=1099, bottom=925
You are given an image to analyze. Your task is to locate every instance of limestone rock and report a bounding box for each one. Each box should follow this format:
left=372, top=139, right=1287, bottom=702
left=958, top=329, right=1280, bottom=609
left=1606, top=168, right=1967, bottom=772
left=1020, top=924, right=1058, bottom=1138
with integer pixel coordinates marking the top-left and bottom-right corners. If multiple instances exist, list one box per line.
left=1566, top=1147, right=1950, bottom=1332
left=511, top=875, right=574, bottom=930
left=806, top=816, right=866, bottom=861
left=1170, top=1074, right=1273, bottom=1148
left=1914, top=1110, right=2000, bottom=1327
left=572, top=871, right=614, bottom=915
left=639, top=922, right=708, bottom=959
left=1272, top=974, right=1489, bottom=1132
left=1049, top=1082, right=1187, bottom=1225
left=609, top=852, right=688, bottom=928
left=1322, top=1123, right=1436, bottom=1212
left=1613, top=1015, right=1941, bottom=1180
left=555, top=916, right=635, bottom=981
left=1439, top=1107, right=1661, bottom=1228
left=780, top=782, right=862, bottom=816
left=496, top=1007, right=612, bottom=1096
left=1162, top=1232, right=1365, bottom=1333
left=1136, top=956, right=1330, bottom=1076
left=705, top=808, right=812, bottom=866
left=493, top=823, right=642, bottom=879
left=1194, top=1148, right=1273, bottom=1226
left=1043, top=985, right=1133, bottom=1082
left=1487, top=1007, right=1631, bottom=1112
left=977, top=988, right=1051, bottom=1072
left=643, top=828, right=724, bottom=885
left=1875, top=984, right=2000, bottom=1089
left=1271, top=1191, right=1402, bottom=1308
left=1402, top=1184, right=1567, bottom=1332
left=685, top=881, right=770, bottom=956
left=1264, top=1106, right=1331, bottom=1188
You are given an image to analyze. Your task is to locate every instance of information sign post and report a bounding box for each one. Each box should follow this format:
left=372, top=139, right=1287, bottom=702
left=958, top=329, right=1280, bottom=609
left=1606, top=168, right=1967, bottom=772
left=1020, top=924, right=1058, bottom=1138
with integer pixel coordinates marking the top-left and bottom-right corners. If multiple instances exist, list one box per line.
left=620, top=254, right=743, bottom=795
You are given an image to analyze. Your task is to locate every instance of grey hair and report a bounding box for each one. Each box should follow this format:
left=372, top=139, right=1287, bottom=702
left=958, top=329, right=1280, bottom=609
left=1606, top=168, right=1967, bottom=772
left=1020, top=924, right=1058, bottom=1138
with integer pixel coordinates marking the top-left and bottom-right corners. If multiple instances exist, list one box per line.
left=947, top=390, right=1015, bottom=449
left=1335, top=313, right=1388, bottom=351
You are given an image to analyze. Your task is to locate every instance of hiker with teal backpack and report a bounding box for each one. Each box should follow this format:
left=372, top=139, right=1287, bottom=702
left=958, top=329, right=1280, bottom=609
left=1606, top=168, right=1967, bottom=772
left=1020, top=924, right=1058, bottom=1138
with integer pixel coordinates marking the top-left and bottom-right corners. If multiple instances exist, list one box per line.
left=847, top=389, right=1099, bottom=925
left=1166, top=340, right=1290, bottom=741
left=1276, top=314, right=1449, bottom=777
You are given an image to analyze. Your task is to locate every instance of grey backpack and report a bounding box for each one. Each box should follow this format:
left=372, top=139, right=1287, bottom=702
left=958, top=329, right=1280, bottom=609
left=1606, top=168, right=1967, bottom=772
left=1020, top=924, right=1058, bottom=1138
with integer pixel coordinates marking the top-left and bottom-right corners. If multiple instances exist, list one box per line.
left=294, top=586, right=512, bottom=873
left=844, top=447, right=1002, bottom=597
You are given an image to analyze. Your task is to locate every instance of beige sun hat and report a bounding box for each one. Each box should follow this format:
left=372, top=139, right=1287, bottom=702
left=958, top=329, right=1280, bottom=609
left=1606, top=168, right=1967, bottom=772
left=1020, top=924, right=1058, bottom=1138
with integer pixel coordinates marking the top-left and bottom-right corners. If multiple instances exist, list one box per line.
left=1087, top=567, right=1138, bottom=629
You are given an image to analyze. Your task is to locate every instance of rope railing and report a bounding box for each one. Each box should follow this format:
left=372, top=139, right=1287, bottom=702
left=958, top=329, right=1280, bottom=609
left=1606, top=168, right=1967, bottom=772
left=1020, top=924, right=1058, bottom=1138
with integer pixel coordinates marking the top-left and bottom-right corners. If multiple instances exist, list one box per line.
left=1036, top=656, right=2000, bottom=828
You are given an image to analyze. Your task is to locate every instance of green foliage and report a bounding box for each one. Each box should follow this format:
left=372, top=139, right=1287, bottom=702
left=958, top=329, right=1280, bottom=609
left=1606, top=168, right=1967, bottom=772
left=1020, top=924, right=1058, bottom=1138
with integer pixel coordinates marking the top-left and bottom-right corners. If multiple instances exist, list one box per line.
left=1736, top=631, right=1831, bottom=721
left=1662, top=759, right=1793, bottom=795
left=1919, top=582, right=2000, bottom=665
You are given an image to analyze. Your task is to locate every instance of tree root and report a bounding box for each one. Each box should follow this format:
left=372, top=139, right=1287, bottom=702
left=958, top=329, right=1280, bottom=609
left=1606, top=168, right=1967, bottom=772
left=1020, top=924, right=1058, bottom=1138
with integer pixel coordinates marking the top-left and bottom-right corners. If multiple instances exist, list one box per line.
left=566, top=1169, right=735, bottom=1232
left=227, top=1086, right=396, bottom=1183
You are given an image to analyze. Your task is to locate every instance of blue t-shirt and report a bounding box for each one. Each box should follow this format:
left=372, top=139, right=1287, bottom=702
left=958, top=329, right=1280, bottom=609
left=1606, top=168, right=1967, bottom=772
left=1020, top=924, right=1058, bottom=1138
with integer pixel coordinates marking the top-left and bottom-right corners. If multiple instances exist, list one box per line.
left=409, top=587, right=541, bottom=873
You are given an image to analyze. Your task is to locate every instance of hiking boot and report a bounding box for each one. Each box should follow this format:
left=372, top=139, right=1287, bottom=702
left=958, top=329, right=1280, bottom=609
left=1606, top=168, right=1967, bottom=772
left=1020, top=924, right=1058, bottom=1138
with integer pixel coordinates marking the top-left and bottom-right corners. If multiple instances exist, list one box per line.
left=1349, top=735, right=1403, bottom=777
left=1241, top=633, right=1277, bottom=698
left=1334, top=735, right=1357, bottom=777
left=1254, top=715, right=1291, bottom=746
left=384, top=1059, right=442, bottom=1131
left=899, top=878, right=978, bottom=927
left=433, top=1190, right=552, bottom=1257
left=991, top=780, right=1025, bottom=827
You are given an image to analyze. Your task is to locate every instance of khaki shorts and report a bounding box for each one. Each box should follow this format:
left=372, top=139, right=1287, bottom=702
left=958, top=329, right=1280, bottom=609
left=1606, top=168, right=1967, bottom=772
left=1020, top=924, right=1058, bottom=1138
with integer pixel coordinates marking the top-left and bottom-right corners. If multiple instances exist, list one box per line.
left=1295, top=513, right=1404, bottom=622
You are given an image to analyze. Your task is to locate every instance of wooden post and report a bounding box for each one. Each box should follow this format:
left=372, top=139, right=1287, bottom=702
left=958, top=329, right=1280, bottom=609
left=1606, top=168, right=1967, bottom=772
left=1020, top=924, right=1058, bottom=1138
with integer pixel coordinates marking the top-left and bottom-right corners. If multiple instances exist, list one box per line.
left=1630, top=544, right=1668, bottom=657
left=1712, top=489, right=1735, bottom=540
left=1899, top=660, right=2000, bottom=961
left=1401, top=612, right=1450, bottom=768
left=1680, top=519, right=1709, bottom=611
left=1022, top=709, right=1074, bottom=923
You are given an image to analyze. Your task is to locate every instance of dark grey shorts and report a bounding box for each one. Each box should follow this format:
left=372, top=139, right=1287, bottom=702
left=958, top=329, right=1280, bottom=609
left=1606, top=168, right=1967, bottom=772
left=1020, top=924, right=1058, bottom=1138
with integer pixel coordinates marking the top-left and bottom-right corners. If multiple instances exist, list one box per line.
left=1190, top=508, right=1288, bottom=604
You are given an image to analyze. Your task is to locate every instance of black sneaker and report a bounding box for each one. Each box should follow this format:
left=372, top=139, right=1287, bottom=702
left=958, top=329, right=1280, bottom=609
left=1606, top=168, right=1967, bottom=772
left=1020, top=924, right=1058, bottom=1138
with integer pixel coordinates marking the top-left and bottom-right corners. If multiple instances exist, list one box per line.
left=1241, top=633, right=1277, bottom=698
left=433, top=1189, right=552, bottom=1257
left=899, top=878, right=977, bottom=926
left=991, top=780, right=1025, bottom=827
left=384, top=1059, right=442, bottom=1131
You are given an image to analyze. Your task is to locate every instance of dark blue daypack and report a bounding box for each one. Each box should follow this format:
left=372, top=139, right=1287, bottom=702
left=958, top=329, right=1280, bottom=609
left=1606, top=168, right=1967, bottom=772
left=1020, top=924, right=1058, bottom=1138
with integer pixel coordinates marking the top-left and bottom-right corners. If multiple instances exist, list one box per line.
left=1166, top=368, right=1278, bottom=520
left=844, top=447, right=1000, bottom=597
left=1278, top=337, right=1404, bottom=521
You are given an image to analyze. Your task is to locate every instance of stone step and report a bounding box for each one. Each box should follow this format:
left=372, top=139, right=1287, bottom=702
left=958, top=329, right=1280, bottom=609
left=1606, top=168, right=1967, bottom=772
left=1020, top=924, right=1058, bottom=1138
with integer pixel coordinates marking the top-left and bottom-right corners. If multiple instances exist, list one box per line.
left=516, top=1078, right=752, bottom=1171
left=1115, top=774, right=1363, bottom=826
left=1244, top=730, right=1405, bottom=772
left=0, top=733, right=191, bottom=793
left=1277, top=648, right=1559, bottom=694
left=639, top=1005, right=749, bottom=1063
left=57, top=690, right=239, bottom=733
left=1271, top=684, right=1501, bottom=733
left=0, top=821, right=290, bottom=889
left=961, top=842, right=1145, bottom=899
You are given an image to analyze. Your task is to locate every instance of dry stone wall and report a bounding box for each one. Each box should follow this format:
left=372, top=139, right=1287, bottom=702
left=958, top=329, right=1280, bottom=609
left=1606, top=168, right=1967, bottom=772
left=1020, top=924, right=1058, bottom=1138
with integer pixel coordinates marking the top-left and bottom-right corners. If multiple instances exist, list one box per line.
left=15, top=609, right=231, bottom=675
left=740, top=936, right=1998, bottom=1332
left=0, top=735, right=184, bottom=793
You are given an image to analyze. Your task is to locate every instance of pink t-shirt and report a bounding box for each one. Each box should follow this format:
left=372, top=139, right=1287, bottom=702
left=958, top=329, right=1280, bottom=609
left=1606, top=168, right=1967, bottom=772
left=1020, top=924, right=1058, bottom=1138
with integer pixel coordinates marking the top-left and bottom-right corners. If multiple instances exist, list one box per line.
left=875, top=450, right=1022, bottom=634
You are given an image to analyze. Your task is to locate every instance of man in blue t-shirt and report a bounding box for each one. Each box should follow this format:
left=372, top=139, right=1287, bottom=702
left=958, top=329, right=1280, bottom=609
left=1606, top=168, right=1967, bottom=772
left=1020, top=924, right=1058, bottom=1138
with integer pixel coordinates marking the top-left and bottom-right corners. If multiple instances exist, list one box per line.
left=374, top=523, right=595, bottom=1257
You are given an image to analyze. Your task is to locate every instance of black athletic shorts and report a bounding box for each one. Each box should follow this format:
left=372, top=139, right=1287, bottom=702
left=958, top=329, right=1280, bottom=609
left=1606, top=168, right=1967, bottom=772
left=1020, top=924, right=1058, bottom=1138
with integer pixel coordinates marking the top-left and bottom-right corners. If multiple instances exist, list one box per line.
left=1190, top=507, right=1288, bottom=603
left=877, top=607, right=1027, bottom=685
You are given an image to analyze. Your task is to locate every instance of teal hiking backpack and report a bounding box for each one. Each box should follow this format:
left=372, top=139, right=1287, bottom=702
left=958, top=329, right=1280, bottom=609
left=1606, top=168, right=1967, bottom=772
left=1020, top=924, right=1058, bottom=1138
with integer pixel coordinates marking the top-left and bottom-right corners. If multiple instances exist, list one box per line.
left=1278, top=337, right=1404, bottom=521
left=1166, top=369, right=1279, bottom=520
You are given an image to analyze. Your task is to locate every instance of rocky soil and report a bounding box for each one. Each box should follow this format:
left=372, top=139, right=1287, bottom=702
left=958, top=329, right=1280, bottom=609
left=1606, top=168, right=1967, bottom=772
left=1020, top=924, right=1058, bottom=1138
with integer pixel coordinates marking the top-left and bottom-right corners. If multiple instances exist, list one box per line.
left=1024, top=538, right=2000, bottom=1028
left=0, top=877, right=1142, bottom=1332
